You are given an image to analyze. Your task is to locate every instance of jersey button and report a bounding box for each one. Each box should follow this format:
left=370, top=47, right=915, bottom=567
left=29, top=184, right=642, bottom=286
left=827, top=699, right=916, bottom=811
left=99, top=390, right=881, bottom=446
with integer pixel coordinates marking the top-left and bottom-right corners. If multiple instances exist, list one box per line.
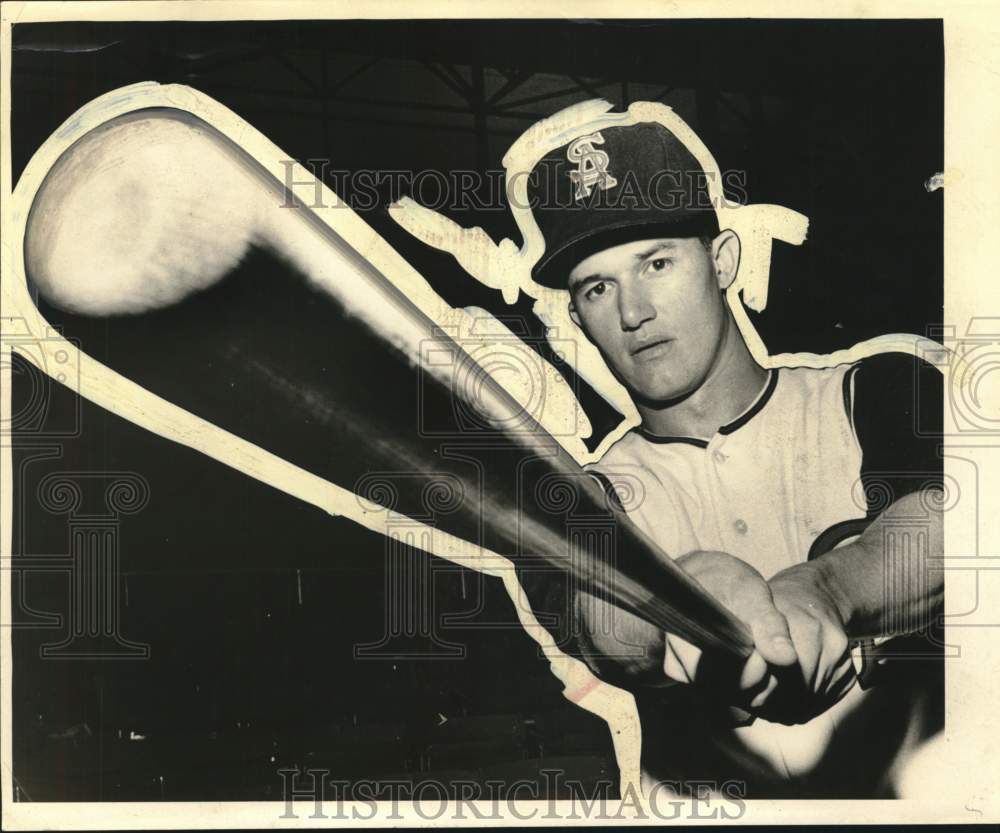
left=733, top=519, right=749, bottom=535
left=713, top=450, right=727, bottom=464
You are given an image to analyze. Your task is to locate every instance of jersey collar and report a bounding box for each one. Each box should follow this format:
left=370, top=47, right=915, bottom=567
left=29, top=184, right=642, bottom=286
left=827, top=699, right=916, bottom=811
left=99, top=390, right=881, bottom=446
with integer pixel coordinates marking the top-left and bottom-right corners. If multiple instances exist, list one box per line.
left=636, top=369, right=780, bottom=447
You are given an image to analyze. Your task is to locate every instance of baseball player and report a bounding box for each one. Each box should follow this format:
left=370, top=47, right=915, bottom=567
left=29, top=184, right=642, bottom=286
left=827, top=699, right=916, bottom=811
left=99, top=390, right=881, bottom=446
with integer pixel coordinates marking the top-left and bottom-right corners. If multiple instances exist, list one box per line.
left=523, top=118, right=944, bottom=797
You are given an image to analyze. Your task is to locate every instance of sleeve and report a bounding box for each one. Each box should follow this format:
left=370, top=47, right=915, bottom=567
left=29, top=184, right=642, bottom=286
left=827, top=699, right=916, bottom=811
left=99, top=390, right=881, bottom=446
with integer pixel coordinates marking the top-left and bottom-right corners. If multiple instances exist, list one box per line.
left=847, top=351, right=944, bottom=517
left=843, top=352, right=946, bottom=688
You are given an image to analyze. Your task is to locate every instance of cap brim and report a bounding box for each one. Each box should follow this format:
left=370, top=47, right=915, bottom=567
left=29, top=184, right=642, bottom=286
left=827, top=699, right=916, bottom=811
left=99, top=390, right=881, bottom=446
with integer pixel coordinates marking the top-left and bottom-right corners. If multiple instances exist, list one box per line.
left=531, top=214, right=720, bottom=290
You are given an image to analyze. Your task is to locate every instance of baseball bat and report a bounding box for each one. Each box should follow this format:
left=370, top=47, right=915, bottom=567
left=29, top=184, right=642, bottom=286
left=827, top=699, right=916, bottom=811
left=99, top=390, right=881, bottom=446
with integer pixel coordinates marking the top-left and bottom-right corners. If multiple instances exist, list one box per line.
left=22, top=105, right=754, bottom=661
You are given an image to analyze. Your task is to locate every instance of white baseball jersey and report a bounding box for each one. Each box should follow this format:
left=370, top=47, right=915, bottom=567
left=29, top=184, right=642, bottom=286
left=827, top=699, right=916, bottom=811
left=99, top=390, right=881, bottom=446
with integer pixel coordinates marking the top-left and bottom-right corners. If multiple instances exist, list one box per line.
left=586, top=351, right=943, bottom=797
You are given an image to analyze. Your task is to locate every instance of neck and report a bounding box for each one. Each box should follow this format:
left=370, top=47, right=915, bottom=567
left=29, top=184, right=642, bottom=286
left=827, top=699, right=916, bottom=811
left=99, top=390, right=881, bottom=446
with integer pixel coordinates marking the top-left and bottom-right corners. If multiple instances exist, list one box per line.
left=636, top=316, right=768, bottom=441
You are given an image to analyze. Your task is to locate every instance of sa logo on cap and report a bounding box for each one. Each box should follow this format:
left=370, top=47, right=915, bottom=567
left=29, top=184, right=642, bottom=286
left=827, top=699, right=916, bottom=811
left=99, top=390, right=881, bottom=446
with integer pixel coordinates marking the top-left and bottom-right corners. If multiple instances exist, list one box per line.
left=566, top=131, right=618, bottom=201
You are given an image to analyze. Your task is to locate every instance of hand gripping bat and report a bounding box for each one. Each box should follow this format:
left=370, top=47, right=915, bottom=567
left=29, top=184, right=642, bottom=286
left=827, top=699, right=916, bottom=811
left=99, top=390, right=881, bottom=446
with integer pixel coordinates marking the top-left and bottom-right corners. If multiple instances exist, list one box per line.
left=15, top=88, right=755, bottom=665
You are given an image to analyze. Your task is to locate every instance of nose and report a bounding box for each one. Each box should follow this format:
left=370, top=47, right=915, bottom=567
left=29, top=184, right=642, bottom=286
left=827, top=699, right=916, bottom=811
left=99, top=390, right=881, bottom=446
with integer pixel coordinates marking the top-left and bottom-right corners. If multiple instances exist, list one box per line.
left=617, top=280, right=656, bottom=331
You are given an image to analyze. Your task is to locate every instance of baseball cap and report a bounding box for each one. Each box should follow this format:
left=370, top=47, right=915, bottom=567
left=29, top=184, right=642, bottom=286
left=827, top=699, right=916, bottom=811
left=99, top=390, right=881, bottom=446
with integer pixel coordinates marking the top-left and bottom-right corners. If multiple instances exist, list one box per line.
left=527, top=121, right=720, bottom=289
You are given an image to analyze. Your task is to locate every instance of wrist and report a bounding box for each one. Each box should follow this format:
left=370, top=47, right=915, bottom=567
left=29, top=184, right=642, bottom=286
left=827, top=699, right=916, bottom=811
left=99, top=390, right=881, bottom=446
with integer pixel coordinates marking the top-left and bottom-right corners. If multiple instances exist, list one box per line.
left=770, top=560, right=853, bottom=630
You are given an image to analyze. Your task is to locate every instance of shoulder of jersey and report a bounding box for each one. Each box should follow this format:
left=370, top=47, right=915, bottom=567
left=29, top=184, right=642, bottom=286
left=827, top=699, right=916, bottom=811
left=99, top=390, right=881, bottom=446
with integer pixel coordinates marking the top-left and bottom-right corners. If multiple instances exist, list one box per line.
left=586, top=427, right=656, bottom=473
left=776, top=361, right=858, bottom=400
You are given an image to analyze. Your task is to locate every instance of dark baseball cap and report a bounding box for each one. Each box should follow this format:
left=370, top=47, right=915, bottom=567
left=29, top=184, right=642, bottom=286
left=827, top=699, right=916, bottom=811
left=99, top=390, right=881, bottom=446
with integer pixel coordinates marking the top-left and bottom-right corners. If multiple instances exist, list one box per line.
left=526, top=121, right=720, bottom=289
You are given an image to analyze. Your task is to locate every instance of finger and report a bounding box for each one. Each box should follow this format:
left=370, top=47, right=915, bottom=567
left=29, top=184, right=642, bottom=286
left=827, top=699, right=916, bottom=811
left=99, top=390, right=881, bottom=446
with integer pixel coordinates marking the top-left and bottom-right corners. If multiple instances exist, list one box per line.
left=663, top=632, right=702, bottom=683
left=825, top=653, right=859, bottom=702
left=818, top=622, right=852, bottom=690
left=748, top=672, right=780, bottom=711
left=751, top=660, right=812, bottom=724
left=739, top=650, right=771, bottom=692
left=813, top=667, right=858, bottom=718
left=782, top=608, right=850, bottom=694
left=783, top=608, right=824, bottom=687
left=730, top=579, right=798, bottom=666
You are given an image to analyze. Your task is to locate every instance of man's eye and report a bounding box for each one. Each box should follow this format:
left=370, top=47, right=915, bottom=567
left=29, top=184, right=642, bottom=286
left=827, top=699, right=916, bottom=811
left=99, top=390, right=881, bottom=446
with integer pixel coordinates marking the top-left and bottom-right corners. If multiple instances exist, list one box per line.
left=647, top=257, right=672, bottom=273
left=585, top=281, right=608, bottom=301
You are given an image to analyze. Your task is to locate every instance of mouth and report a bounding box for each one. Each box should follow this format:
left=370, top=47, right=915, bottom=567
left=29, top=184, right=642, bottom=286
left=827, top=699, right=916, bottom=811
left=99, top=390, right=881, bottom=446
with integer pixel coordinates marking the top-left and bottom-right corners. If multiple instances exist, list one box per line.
left=630, top=338, right=673, bottom=360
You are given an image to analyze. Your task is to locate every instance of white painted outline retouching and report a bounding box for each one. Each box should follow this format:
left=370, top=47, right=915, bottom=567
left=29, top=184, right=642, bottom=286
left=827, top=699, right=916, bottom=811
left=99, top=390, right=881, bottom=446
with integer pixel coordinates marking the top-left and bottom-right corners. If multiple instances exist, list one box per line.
left=0, top=82, right=952, bottom=813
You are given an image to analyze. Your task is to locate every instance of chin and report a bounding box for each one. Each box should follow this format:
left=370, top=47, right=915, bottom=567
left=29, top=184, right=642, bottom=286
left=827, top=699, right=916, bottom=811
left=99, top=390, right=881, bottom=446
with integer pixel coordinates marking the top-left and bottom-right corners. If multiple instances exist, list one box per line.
left=630, top=375, right=695, bottom=407
left=609, top=357, right=695, bottom=406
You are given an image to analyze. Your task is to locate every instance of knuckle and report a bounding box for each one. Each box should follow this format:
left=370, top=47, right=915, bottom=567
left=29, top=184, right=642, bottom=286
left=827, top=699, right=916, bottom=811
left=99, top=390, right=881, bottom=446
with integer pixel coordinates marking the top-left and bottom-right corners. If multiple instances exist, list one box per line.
left=829, top=630, right=849, bottom=658
left=803, top=615, right=823, bottom=638
left=786, top=615, right=815, bottom=645
left=759, top=610, right=788, bottom=632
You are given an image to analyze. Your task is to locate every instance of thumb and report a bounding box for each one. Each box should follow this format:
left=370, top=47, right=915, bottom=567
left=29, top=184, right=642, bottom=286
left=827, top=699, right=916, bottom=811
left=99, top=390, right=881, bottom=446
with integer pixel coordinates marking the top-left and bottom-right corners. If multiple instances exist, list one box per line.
left=729, top=577, right=798, bottom=667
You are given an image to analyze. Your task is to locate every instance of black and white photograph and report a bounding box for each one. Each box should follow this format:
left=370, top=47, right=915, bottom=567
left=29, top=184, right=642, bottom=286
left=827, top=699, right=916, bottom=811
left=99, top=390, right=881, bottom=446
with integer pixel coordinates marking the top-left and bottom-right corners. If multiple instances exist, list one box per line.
left=1, top=1, right=997, bottom=827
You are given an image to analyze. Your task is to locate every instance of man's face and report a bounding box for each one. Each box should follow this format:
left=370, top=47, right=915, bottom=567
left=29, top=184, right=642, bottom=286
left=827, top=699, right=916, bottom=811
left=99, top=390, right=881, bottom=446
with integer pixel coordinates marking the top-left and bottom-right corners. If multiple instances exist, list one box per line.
left=567, top=235, right=730, bottom=404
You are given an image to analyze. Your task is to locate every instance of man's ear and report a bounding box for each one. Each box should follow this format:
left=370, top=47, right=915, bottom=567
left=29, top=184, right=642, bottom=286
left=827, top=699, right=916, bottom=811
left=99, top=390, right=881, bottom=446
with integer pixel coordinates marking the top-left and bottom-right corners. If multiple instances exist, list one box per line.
left=566, top=299, right=597, bottom=346
left=711, top=229, right=741, bottom=290
left=568, top=298, right=583, bottom=330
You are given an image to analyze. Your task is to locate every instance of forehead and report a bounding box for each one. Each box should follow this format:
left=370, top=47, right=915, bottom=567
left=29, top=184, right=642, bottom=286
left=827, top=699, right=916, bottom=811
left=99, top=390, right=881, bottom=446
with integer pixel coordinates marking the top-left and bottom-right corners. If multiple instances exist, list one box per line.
left=568, top=237, right=696, bottom=285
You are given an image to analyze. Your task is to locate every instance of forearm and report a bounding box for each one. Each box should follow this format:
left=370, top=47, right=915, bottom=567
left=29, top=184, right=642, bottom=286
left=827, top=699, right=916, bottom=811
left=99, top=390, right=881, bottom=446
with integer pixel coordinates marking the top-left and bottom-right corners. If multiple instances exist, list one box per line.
left=776, top=490, right=944, bottom=640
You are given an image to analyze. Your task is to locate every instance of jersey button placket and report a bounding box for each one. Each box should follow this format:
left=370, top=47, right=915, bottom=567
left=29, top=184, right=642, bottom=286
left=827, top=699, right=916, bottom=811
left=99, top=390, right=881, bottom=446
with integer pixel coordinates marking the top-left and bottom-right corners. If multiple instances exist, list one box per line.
left=713, top=439, right=750, bottom=537
left=706, top=436, right=733, bottom=549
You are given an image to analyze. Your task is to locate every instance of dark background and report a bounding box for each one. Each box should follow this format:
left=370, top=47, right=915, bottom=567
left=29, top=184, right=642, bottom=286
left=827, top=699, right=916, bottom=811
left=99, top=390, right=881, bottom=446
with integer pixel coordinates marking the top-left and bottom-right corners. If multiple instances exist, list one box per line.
left=9, top=19, right=943, bottom=801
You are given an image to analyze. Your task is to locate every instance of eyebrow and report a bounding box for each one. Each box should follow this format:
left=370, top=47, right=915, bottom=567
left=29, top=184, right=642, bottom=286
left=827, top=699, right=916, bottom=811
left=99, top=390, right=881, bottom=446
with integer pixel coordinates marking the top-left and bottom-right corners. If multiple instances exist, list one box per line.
left=570, top=240, right=678, bottom=290
left=632, top=240, right=678, bottom=262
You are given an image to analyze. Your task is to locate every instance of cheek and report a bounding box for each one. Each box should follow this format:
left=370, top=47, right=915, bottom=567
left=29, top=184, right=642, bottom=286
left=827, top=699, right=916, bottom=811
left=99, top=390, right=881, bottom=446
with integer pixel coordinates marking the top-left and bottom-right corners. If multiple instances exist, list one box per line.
left=666, top=280, right=725, bottom=358
left=682, top=266, right=724, bottom=324
left=657, top=281, right=712, bottom=335
left=689, top=292, right=723, bottom=333
left=579, top=306, right=622, bottom=354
